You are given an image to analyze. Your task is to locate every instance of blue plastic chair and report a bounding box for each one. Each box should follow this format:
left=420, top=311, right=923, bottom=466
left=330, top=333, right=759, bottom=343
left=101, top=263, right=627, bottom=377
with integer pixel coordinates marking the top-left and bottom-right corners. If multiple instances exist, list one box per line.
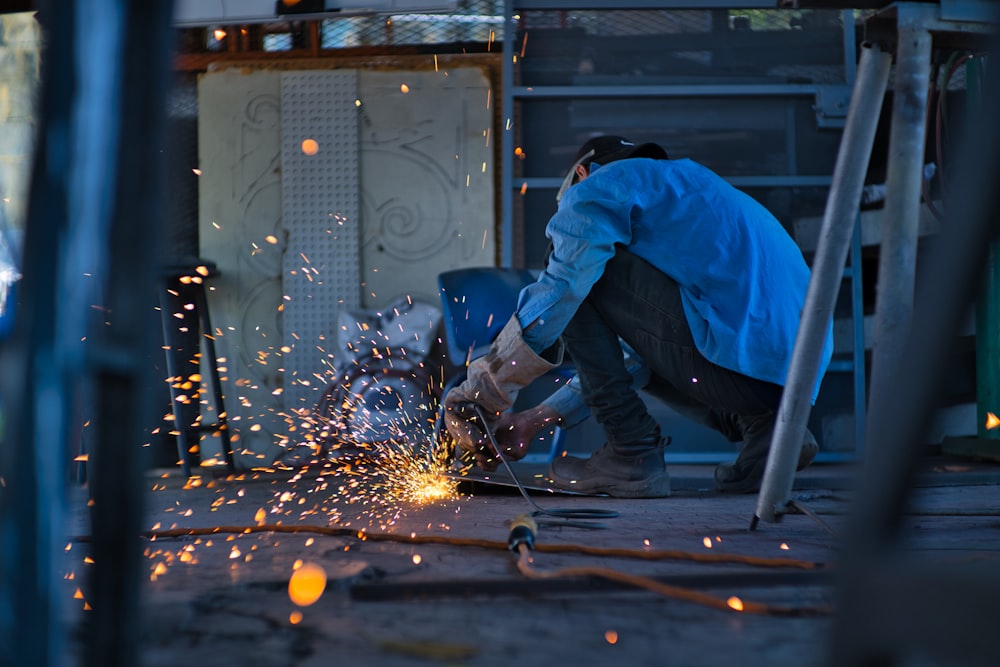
left=438, top=266, right=537, bottom=366
left=437, top=267, right=571, bottom=464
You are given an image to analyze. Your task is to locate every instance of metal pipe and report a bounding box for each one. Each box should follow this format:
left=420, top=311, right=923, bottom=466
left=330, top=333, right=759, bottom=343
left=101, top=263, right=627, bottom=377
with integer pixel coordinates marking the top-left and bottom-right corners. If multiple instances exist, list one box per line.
left=753, top=42, right=892, bottom=526
left=865, top=11, right=933, bottom=429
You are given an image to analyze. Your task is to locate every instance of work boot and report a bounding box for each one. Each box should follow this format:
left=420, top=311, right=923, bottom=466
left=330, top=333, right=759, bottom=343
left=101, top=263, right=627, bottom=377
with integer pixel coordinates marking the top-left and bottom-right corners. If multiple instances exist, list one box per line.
left=714, top=416, right=818, bottom=494
left=548, top=433, right=671, bottom=498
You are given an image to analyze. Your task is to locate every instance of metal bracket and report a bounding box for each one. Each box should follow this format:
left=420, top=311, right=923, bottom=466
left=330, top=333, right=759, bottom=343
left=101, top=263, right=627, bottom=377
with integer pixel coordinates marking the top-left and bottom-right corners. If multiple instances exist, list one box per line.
left=814, top=84, right=853, bottom=128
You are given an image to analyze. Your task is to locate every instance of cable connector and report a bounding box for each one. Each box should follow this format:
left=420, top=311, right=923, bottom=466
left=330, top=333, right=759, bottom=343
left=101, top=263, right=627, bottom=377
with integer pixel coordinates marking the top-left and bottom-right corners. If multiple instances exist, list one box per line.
left=507, top=514, right=537, bottom=552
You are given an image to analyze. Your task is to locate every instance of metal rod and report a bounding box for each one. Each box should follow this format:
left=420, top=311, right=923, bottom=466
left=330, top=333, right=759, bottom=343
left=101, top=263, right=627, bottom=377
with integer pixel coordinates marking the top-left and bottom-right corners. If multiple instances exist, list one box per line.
left=518, top=175, right=835, bottom=190
left=500, top=0, right=515, bottom=267
left=865, top=11, right=933, bottom=429
left=753, top=42, right=892, bottom=526
left=512, top=83, right=824, bottom=99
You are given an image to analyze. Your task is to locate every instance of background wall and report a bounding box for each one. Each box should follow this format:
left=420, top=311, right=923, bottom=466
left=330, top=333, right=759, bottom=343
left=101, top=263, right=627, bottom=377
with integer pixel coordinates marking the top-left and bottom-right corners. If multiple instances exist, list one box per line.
left=198, top=63, right=494, bottom=466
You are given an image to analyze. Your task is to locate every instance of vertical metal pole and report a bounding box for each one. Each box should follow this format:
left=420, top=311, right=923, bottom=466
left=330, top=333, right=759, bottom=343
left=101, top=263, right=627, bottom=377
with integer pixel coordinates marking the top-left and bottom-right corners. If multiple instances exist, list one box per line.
left=866, top=6, right=934, bottom=429
left=500, top=0, right=514, bottom=267
left=84, top=1, right=174, bottom=666
left=0, top=7, right=75, bottom=667
left=842, top=9, right=858, bottom=87
left=753, top=43, right=892, bottom=526
left=159, top=281, right=197, bottom=477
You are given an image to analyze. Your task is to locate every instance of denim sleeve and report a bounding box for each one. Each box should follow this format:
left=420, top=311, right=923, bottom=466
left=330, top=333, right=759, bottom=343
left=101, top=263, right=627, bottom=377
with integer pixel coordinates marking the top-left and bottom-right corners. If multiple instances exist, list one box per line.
left=518, top=168, right=639, bottom=353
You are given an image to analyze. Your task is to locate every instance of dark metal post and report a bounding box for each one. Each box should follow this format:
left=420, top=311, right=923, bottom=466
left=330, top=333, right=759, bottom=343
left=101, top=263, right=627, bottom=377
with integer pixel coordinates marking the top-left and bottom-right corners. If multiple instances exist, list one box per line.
left=754, top=42, right=892, bottom=525
left=0, top=6, right=76, bottom=666
left=1, top=1, right=176, bottom=665
left=84, top=2, right=175, bottom=666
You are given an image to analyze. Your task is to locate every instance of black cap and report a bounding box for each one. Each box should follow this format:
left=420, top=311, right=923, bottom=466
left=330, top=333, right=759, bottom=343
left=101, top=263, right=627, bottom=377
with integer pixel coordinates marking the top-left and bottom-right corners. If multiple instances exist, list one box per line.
left=556, top=135, right=669, bottom=202
left=573, top=135, right=669, bottom=169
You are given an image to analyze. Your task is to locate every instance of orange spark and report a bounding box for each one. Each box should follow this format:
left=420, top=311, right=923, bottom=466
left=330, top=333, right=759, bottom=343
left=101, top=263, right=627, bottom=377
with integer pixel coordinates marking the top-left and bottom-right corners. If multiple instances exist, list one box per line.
left=288, top=562, right=327, bottom=607
left=301, top=139, right=319, bottom=156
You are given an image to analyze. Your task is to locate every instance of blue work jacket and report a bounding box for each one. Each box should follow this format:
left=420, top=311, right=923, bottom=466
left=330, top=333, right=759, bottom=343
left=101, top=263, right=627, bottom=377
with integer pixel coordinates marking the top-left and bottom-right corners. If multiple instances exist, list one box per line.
left=517, top=157, right=833, bottom=403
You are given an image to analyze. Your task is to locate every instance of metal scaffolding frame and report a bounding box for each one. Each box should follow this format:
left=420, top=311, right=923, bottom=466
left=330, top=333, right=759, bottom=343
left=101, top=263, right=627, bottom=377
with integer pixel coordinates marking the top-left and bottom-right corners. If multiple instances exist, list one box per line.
left=755, top=1, right=998, bottom=524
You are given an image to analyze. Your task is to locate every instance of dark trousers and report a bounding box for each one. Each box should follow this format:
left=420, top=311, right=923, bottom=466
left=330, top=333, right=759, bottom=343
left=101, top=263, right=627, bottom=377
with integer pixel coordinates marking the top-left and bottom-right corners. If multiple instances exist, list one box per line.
left=560, top=249, right=784, bottom=447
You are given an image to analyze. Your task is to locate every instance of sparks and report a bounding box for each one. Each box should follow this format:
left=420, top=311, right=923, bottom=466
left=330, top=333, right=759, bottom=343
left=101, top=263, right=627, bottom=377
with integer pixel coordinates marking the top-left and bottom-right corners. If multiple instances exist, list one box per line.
left=301, top=139, right=319, bottom=156
left=288, top=562, right=327, bottom=607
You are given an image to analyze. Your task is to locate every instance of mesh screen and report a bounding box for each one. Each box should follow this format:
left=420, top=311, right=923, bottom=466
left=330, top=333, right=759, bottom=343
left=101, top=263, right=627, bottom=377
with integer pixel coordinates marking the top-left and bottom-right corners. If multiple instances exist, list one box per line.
left=312, top=0, right=504, bottom=49
left=516, top=8, right=848, bottom=87
left=319, top=4, right=504, bottom=48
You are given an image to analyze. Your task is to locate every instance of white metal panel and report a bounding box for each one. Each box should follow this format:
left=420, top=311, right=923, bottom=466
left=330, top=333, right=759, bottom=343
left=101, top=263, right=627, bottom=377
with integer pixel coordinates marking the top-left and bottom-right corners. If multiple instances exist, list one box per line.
left=357, top=68, right=495, bottom=310
left=200, top=65, right=496, bottom=467
left=280, top=70, right=361, bottom=416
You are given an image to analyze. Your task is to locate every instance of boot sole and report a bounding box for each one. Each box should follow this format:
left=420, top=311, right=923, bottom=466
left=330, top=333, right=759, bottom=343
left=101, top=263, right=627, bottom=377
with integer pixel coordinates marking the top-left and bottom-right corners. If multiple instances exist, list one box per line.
left=715, top=441, right=819, bottom=494
left=549, top=470, right=672, bottom=498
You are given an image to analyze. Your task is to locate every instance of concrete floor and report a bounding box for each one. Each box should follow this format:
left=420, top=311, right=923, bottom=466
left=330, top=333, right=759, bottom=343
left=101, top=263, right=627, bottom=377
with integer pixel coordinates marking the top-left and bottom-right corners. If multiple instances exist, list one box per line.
left=61, top=455, right=1000, bottom=667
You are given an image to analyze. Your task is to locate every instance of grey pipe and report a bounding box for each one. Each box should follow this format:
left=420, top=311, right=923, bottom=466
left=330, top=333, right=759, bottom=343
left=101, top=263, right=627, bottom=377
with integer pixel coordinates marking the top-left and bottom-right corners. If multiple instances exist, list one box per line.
left=866, top=17, right=934, bottom=433
left=754, top=42, right=893, bottom=525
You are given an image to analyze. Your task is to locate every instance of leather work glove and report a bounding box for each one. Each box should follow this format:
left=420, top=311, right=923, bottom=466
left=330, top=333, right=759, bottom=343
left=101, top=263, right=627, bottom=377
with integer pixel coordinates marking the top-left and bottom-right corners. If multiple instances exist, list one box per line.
left=480, top=404, right=565, bottom=472
left=444, top=315, right=559, bottom=468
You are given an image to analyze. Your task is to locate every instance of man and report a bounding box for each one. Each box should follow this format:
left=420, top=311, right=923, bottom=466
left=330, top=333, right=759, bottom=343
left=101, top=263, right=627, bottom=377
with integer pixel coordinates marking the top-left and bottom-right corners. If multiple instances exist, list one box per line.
left=444, top=136, right=832, bottom=497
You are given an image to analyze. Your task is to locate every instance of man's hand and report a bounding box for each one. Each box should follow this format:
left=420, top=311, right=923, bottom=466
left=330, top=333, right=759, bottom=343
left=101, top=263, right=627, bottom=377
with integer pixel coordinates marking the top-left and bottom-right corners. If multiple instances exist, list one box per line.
left=442, top=315, right=558, bottom=468
left=482, top=405, right=564, bottom=471
left=442, top=399, right=499, bottom=466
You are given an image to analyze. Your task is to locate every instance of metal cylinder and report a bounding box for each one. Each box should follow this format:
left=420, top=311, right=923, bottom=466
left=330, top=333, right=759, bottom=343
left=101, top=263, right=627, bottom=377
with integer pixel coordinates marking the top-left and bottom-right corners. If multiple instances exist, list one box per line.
left=754, top=42, right=893, bottom=525
left=866, top=20, right=934, bottom=429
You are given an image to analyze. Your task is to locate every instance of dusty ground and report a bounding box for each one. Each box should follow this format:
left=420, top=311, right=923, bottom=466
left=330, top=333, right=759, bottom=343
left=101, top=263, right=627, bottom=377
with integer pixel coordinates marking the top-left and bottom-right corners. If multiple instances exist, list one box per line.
left=60, top=458, right=1000, bottom=667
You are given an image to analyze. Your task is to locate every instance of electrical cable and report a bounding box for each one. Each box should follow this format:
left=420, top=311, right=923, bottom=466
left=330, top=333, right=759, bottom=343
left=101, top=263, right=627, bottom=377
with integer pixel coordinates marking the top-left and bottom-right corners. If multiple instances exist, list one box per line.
left=76, top=521, right=832, bottom=614
left=920, top=51, right=975, bottom=225
left=935, top=52, right=973, bottom=207
left=506, top=515, right=832, bottom=617
left=924, top=59, right=944, bottom=223
left=71, top=523, right=827, bottom=570
left=470, top=404, right=619, bottom=527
